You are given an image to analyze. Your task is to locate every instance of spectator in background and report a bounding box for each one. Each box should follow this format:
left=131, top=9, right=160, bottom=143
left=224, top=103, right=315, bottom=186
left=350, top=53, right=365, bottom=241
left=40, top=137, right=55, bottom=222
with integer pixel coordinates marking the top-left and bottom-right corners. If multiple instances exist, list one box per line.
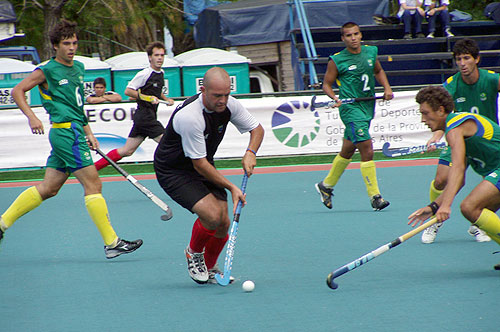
left=425, top=0, right=454, bottom=38
left=86, top=77, right=122, bottom=104
left=398, top=0, right=426, bottom=39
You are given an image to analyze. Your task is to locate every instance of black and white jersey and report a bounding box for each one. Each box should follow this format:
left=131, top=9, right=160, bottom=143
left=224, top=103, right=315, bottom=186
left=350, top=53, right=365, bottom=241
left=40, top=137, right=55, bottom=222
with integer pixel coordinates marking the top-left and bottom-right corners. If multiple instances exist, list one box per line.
left=154, top=93, right=259, bottom=172
left=127, top=67, right=164, bottom=123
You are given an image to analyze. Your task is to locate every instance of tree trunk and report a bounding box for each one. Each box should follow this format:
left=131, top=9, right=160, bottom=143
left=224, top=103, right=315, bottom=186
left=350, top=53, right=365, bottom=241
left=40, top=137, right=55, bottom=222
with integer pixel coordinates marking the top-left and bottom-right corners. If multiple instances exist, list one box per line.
left=41, top=0, right=69, bottom=61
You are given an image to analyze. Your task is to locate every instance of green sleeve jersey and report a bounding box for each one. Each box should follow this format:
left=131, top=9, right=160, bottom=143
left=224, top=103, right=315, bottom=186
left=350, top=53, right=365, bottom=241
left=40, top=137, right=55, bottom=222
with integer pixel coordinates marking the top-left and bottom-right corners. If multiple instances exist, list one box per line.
left=38, top=58, right=88, bottom=125
left=445, top=112, right=500, bottom=176
left=331, top=45, right=378, bottom=122
left=443, top=69, right=500, bottom=124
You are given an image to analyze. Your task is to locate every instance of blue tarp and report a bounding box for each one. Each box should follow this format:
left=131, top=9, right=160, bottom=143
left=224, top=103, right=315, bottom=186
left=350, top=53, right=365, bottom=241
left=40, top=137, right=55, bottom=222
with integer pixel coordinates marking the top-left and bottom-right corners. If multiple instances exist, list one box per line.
left=194, top=0, right=384, bottom=48
left=0, top=1, right=16, bottom=23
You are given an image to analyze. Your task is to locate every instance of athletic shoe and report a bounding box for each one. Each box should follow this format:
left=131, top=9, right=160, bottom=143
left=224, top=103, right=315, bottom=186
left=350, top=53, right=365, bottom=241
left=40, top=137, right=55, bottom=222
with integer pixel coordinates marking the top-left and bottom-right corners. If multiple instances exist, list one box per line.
left=185, top=247, right=209, bottom=284
left=494, top=263, right=500, bottom=271
left=403, top=33, right=412, bottom=39
left=426, top=32, right=434, bottom=39
left=207, top=264, right=235, bottom=284
left=416, top=33, right=425, bottom=38
left=445, top=28, right=454, bottom=37
left=370, top=194, right=390, bottom=211
left=315, top=182, right=334, bottom=209
left=421, top=222, right=443, bottom=244
left=467, top=226, right=491, bottom=242
left=104, top=238, right=143, bottom=259
left=0, top=228, right=3, bottom=245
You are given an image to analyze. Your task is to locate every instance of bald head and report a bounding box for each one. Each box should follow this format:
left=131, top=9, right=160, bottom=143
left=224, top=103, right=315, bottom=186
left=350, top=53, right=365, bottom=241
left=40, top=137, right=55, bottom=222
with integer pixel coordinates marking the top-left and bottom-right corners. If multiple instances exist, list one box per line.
left=201, top=67, right=231, bottom=113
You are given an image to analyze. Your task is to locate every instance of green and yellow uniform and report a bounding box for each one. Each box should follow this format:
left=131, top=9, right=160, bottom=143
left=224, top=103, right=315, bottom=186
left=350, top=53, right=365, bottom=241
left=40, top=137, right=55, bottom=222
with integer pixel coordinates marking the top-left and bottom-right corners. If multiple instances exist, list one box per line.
left=39, top=58, right=93, bottom=172
left=439, top=69, right=500, bottom=166
left=332, top=45, right=378, bottom=143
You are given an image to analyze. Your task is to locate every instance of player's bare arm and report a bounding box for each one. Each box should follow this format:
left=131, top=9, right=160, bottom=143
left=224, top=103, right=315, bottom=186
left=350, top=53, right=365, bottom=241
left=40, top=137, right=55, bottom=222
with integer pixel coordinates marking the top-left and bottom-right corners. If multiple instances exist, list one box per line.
left=373, top=60, right=393, bottom=100
left=83, top=125, right=99, bottom=150
left=241, top=124, right=264, bottom=176
left=322, top=60, right=341, bottom=107
left=192, top=157, right=246, bottom=213
left=12, top=68, right=47, bottom=135
left=426, top=130, right=445, bottom=151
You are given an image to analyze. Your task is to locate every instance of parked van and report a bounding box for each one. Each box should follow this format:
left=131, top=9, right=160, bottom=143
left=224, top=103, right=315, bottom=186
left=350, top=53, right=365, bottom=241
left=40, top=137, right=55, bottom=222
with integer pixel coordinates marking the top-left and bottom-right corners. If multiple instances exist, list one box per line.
left=0, top=46, right=41, bottom=65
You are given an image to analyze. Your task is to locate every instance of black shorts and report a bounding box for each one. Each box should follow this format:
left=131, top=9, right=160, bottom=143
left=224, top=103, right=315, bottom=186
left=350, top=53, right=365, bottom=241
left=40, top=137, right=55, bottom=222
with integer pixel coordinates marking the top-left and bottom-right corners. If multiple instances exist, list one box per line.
left=128, top=120, right=165, bottom=139
left=155, top=168, right=227, bottom=213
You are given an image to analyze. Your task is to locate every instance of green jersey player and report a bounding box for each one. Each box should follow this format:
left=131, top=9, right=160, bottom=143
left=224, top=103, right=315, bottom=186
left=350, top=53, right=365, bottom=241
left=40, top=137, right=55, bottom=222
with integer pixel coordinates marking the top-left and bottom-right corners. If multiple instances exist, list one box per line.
left=0, top=19, right=142, bottom=259
left=421, top=38, right=500, bottom=244
left=410, top=86, right=500, bottom=270
left=315, top=22, right=393, bottom=211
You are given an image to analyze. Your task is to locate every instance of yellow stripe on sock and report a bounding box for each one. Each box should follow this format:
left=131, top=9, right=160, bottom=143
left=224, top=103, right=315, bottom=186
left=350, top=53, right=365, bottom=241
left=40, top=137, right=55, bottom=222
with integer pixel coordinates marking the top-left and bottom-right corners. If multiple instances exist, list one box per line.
left=360, top=160, right=380, bottom=197
left=474, top=209, right=500, bottom=246
left=1, top=186, right=43, bottom=229
left=324, top=155, right=351, bottom=187
left=429, top=180, right=443, bottom=202
left=85, top=194, right=118, bottom=246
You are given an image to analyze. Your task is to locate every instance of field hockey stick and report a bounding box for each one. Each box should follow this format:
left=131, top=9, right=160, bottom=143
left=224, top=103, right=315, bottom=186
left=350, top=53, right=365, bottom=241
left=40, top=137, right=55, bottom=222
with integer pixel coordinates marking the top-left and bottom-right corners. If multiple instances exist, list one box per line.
left=95, top=148, right=173, bottom=221
left=326, top=217, right=439, bottom=290
left=382, top=141, right=447, bottom=158
left=137, top=89, right=174, bottom=105
left=214, top=172, right=249, bottom=286
left=311, top=95, right=384, bottom=109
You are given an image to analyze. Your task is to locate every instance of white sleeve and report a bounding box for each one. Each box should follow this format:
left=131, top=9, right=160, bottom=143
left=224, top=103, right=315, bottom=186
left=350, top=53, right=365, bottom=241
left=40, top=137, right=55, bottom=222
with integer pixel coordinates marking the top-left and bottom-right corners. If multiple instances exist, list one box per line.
left=173, top=108, right=207, bottom=159
left=126, top=68, right=150, bottom=90
left=227, top=97, right=260, bottom=134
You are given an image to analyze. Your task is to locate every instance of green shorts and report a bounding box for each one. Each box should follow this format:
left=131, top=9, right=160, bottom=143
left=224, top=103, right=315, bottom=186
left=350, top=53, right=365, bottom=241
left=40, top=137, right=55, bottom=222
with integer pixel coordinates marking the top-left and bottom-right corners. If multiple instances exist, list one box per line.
left=343, top=120, right=372, bottom=143
left=438, top=146, right=452, bottom=166
left=46, top=122, right=94, bottom=173
left=484, top=168, right=500, bottom=191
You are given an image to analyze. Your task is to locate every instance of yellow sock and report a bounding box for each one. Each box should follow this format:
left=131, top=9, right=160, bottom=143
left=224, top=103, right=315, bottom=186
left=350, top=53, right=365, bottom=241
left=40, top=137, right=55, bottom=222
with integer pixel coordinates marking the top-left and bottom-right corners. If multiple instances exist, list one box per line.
left=324, top=155, right=351, bottom=187
left=85, top=194, right=118, bottom=246
left=474, top=209, right=500, bottom=245
left=1, top=186, right=43, bottom=230
left=429, top=180, right=443, bottom=202
left=360, top=160, right=380, bottom=197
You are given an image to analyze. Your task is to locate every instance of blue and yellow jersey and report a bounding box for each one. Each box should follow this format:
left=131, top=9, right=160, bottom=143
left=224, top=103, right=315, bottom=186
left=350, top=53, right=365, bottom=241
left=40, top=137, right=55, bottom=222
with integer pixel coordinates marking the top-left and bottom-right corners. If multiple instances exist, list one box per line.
left=445, top=112, right=500, bottom=176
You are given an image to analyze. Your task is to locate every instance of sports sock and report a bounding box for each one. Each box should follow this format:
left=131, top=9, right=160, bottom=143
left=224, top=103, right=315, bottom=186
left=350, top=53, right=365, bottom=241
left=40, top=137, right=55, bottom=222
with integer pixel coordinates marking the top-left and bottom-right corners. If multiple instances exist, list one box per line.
left=85, top=194, right=118, bottom=246
left=360, top=160, right=380, bottom=197
left=189, top=218, right=216, bottom=253
left=1, top=186, right=43, bottom=229
left=204, top=234, right=229, bottom=270
left=429, top=180, right=443, bottom=202
left=94, top=149, right=122, bottom=171
left=474, top=209, right=500, bottom=245
left=323, top=154, right=351, bottom=188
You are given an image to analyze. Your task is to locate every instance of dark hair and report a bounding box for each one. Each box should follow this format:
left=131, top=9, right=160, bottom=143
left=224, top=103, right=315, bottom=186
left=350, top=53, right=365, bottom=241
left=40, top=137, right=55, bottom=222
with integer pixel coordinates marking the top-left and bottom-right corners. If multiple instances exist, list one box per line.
left=146, top=41, right=166, bottom=56
left=341, top=22, right=359, bottom=36
left=93, top=77, right=106, bottom=87
left=49, top=19, right=78, bottom=46
left=452, top=38, right=480, bottom=59
left=415, top=86, right=455, bottom=114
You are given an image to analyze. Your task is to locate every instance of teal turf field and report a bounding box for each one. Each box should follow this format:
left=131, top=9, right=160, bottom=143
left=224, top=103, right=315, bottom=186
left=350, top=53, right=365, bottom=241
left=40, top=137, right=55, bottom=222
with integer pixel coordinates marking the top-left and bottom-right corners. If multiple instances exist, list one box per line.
left=1, top=163, right=499, bottom=331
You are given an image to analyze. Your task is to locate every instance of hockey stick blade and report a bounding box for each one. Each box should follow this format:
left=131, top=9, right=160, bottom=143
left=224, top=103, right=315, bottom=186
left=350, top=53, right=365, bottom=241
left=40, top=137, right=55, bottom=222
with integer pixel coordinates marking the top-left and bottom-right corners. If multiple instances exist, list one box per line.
left=382, top=142, right=447, bottom=158
left=214, top=173, right=249, bottom=286
left=326, top=218, right=438, bottom=290
left=95, top=148, right=173, bottom=221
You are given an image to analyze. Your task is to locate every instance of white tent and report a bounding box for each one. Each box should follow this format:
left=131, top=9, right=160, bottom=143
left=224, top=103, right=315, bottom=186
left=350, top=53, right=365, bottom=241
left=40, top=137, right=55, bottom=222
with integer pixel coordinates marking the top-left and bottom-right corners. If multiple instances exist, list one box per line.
left=105, top=52, right=179, bottom=70
left=0, top=58, right=35, bottom=73
left=174, top=48, right=250, bottom=67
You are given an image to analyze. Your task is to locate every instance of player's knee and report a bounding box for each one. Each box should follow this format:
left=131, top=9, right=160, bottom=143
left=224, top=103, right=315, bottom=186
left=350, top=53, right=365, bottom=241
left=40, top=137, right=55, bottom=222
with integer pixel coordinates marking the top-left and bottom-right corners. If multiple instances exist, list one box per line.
left=433, top=176, right=447, bottom=190
left=460, top=200, right=478, bottom=222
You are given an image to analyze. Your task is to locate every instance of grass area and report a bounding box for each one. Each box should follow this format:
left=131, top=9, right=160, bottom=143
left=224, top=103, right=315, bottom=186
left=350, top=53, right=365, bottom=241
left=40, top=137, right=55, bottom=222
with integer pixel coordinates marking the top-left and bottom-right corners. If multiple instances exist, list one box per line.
left=0, top=150, right=442, bottom=183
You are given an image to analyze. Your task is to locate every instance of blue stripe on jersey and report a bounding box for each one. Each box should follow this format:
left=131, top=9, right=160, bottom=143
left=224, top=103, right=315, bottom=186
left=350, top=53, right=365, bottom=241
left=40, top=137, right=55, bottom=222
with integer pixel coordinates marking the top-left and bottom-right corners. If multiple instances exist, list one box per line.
left=446, top=113, right=494, bottom=140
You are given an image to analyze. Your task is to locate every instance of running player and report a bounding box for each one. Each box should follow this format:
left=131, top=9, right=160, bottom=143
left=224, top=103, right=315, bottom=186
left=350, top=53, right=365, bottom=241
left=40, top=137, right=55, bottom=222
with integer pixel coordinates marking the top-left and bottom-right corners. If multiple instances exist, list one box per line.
left=410, top=86, right=500, bottom=270
left=154, top=67, right=264, bottom=284
left=421, top=38, right=500, bottom=243
left=0, top=19, right=143, bottom=258
left=94, top=41, right=174, bottom=170
left=315, top=21, right=394, bottom=211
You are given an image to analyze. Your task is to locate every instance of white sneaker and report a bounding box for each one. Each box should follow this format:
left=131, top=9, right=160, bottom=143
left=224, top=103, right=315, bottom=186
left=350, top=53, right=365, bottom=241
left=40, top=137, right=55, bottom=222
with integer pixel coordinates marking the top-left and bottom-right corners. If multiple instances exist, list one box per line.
left=445, top=28, right=454, bottom=37
left=184, top=247, right=209, bottom=284
left=468, top=225, right=491, bottom=242
left=426, top=32, right=434, bottom=39
left=421, top=222, right=443, bottom=244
